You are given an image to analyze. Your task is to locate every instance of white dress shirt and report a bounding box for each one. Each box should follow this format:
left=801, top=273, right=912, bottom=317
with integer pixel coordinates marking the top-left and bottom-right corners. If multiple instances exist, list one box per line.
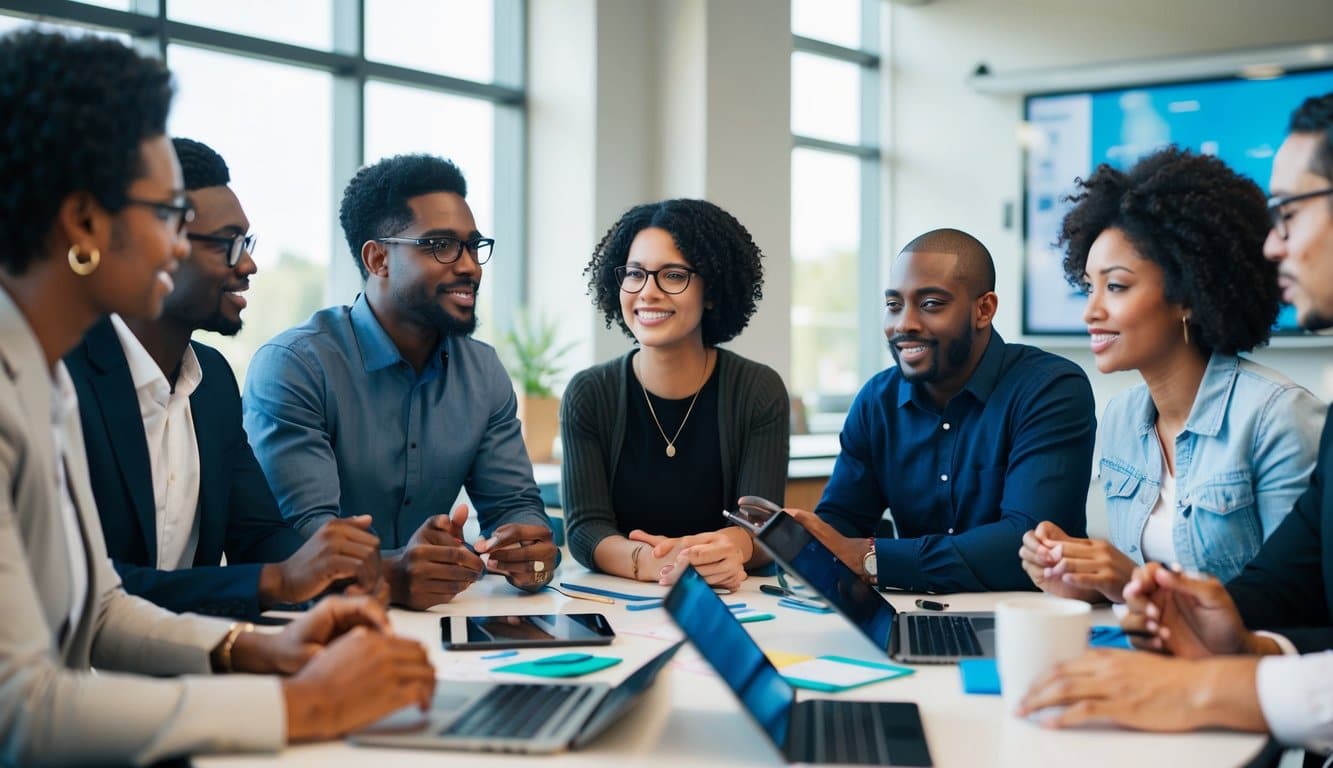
left=110, top=314, right=202, bottom=571
left=50, top=361, right=87, bottom=639
left=1258, top=650, right=1333, bottom=755
left=1140, top=454, right=1178, bottom=565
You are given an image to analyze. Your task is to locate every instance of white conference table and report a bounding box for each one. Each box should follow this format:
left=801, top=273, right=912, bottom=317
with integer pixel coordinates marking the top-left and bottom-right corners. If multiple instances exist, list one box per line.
left=197, top=564, right=1264, bottom=768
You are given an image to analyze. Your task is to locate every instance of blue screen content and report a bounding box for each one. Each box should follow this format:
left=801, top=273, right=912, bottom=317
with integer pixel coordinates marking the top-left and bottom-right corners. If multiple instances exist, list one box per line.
left=763, top=514, right=895, bottom=652
left=1023, top=67, right=1333, bottom=335
left=663, top=567, right=795, bottom=750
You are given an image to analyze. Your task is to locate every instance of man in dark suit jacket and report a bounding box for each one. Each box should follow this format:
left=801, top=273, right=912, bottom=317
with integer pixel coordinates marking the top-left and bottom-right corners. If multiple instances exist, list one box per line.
left=65, top=138, right=383, bottom=619
left=1015, top=94, right=1333, bottom=756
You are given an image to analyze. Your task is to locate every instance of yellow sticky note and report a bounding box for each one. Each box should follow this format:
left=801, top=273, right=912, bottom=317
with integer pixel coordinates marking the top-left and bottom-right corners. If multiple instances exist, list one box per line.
left=764, top=649, right=815, bottom=669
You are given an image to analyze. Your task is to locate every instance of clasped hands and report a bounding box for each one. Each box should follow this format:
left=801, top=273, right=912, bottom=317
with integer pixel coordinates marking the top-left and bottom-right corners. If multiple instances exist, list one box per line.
left=386, top=504, right=557, bottom=610
left=1018, top=521, right=1137, bottom=603
left=626, top=527, right=753, bottom=591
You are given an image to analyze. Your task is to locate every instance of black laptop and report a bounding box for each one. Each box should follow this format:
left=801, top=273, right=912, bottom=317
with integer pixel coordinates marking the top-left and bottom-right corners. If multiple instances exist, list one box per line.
left=740, top=505, right=995, bottom=664
left=664, top=566, right=933, bottom=766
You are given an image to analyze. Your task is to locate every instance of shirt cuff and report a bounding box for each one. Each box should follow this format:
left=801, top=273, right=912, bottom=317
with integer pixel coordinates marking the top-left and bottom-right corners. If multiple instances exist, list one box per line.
left=1257, top=652, right=1333, bottom=753
left=873, top=537, right=926, bottom=592
left=1256, top=630, right=1300, bottom=656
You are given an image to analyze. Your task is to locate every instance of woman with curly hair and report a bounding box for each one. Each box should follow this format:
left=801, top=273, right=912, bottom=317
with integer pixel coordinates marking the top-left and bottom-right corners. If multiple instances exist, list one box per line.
left=1020, top=146, right=1326, bottom=603
left=561, top=199, right=789, bottom=590
left=0, top=29, right=433, bottom=765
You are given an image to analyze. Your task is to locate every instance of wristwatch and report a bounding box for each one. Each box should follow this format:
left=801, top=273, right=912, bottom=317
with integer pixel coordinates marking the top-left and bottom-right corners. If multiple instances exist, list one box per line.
left=861, top=538, right=877, bottom=583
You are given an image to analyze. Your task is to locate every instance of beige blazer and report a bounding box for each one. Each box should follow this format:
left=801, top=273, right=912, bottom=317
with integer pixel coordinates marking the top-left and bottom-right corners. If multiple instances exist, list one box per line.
left=0, top=288, right=283, bottom=767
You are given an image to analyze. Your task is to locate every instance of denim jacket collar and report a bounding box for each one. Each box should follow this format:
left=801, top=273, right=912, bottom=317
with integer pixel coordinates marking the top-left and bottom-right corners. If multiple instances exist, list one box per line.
left=1130, top=353, right=1239, bottom=439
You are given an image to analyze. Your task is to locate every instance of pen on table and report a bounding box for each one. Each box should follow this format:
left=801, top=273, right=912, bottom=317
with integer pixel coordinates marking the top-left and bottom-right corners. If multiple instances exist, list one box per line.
left=481, top=650, right=519, bottom=660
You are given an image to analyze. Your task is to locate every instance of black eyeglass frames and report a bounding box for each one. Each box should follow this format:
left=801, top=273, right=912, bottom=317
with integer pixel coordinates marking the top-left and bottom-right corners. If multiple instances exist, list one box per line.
left=187, top=232, right=258, bottom=267
left=124, top=196, right=195, bottom=234
left=1267, top=187, right=1333, bottom=240
left=377, top=235, right=495, bottom=265
left=614, top=265, right=698, bottom=295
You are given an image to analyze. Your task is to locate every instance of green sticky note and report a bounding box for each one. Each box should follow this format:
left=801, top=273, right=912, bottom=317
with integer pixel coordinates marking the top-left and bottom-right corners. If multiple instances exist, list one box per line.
left=738, top=612, right=776, bottom=624
left=782, top=655, right=915, bottom=692
left=492, top=654, right=622, bottom=678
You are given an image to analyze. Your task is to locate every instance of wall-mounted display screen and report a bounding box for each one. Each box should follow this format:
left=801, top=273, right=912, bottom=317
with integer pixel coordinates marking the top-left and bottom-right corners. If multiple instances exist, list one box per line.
left=1023, top=67, right=1333, bottom=336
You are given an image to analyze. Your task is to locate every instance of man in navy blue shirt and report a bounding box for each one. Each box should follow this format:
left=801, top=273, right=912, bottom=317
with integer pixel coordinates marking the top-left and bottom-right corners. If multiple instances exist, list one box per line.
left=790, top=228, right=1096, bottom=592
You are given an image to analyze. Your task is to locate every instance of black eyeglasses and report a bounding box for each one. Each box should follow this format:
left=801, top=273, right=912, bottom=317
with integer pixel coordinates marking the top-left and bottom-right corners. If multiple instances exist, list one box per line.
left=614, top=265, right=698, bottom=295
left=188, top=232, right=258, bottom=267
left=124, top=196, right=195, bottom=234
left=1267, top=187, right=1333, bottom=240
left=377, top=235, right=494, bottom=265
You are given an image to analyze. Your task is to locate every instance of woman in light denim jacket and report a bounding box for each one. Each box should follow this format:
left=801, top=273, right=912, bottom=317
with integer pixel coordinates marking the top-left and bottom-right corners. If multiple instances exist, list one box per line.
left=1019, top=147, right=1326, bottom=603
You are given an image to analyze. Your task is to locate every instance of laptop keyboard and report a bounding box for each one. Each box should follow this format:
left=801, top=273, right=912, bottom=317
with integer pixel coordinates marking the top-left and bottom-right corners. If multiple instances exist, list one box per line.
left=797, top=700, right=894, bottom=764
left=442, top=684, right=592, bottom=739
left=906, top=614, right=983, bottom=657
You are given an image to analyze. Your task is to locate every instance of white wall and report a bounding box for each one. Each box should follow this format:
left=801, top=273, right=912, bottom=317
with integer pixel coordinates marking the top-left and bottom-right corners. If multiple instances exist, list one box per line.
left=887, top=0, right=1333, bottom=412
left=528, top=0, right=792, bottom=388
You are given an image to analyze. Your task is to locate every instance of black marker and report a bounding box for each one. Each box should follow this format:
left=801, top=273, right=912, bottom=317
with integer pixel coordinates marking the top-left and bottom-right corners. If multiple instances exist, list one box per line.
left=914, top=598, right=948, bottom=611
left=760, top=584, right=789, bottom=598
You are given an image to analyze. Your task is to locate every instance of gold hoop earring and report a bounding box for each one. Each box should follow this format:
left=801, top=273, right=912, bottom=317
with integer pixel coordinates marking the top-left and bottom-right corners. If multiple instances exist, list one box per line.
left=1181, top=316, right=1190, bottom=345
left=68, top=245, right=100, bottom=276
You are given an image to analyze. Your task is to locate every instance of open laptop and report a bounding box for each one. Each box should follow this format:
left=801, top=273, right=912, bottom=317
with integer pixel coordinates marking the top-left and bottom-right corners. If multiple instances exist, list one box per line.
left=351, top=640, right=683, bottom=753
left=664, top=566, right=933, bottom=766
left=735, top=501, right=994, bottom=664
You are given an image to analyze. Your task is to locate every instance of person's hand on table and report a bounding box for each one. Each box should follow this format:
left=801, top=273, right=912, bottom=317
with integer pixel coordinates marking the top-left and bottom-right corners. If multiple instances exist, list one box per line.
left=278, top=615, right=435, bottom=741
left=1120, top=563, right=1279, bottom=657
left=475, top=522, right=558, bottom=593
left=225, top=594, right=389, bottom=675
left=260, top=514, right=384, bottom=607
left=385, top=504, right=484, bottom=609
left=1017, top=648, right=1267, bottom=734
left=631, top=529, right=750, bottom=591
left=1019, top=521, right=1128, bottom=604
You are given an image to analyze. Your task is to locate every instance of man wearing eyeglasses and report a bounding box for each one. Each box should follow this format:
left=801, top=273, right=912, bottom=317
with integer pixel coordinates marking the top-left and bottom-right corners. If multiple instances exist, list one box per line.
left=243, top=153, right=556, bottom=611
left=64, top=138, right=384, bottom=619
left=1018, top=93, right=1333, bottom=761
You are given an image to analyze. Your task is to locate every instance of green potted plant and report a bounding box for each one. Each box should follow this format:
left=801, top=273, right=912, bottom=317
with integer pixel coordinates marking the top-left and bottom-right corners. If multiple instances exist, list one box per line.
left=501, top=309, right=574, bottom=462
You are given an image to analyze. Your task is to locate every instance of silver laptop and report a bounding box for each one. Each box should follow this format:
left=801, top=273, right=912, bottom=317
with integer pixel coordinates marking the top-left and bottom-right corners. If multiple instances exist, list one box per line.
left=351, top=640, right=682, bottom=753
left=664, top=566, right=933, bottom=765
left=736, top=501, right=994, bottom=664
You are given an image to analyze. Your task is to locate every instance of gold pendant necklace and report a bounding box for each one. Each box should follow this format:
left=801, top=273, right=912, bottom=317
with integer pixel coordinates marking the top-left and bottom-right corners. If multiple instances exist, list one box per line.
left=638, top=350, right=711, bottom=458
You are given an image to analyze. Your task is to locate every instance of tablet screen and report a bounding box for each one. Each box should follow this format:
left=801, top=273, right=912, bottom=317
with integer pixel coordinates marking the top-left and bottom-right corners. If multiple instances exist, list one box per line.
left=441, top=613, right=615, bottom=650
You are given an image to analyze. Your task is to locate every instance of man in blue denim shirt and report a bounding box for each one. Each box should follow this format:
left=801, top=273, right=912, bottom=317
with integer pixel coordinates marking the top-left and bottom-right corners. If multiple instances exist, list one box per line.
left=243, top=155, right=555, bottom=610
left=789, top=229, right=1096, bottom=592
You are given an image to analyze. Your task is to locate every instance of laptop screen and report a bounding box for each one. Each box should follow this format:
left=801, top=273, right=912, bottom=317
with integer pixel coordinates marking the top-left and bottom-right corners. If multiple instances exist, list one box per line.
left=756, top=512, right=897, bottom=652
left=663, top=567, right=795, bottom=751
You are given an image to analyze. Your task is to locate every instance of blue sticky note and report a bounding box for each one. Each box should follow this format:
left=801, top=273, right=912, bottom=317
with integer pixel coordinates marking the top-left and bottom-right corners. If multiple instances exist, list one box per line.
left=1089, top=625, right=1134, bottom=649
left=959, top=659, right=1001, bottom=695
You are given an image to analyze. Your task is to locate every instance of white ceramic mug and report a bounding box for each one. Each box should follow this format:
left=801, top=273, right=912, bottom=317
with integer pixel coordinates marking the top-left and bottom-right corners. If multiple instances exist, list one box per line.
left=995, top=596, right=1092, bottom=716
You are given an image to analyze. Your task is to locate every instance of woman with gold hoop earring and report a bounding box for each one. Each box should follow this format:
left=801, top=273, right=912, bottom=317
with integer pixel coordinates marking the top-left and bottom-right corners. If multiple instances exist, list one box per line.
left=0, top=29, right=435, bottom=765
left=562, top=199, right=789, bottom=589
left=1019, top=146, right=1326, bottom=604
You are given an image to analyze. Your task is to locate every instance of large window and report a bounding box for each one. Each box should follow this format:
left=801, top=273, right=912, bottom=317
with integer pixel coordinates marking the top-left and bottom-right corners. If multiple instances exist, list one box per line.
left=790, top=0, right=883, bottom=433
left=0, top=1, right=524, bottom=382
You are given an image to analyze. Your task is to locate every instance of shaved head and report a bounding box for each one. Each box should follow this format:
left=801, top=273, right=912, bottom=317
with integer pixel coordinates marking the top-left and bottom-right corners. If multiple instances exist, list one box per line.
left=899, top=228, right=996, bottom=296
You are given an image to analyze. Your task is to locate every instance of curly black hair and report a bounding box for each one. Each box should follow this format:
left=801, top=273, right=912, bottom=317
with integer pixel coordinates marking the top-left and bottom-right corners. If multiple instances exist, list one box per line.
left=339, top=153, right=468, bottom=280
left=585, top=199, right=765, bottom=346
left=173, top=137, right=230, bottom=191
left=0, top=29, right=173, bottom=275
left=1290, top=92, right=1333, bottom=182
left=1058, top=146, right=1276, bottom=355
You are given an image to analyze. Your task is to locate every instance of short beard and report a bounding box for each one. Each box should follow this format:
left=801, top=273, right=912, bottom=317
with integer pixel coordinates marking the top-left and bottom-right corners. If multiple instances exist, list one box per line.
left=888, top=323, right=973, bottom=384
left=198, top=310, right=242, bottom=337
left=403, top=280, right=479, bottom=337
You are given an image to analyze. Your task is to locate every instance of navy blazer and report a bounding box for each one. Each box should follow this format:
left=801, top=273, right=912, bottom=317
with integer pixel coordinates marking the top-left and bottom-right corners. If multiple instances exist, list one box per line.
left=1228, top=413, right=1333, bottom=653
left=65, top=317, right=305, bottom=618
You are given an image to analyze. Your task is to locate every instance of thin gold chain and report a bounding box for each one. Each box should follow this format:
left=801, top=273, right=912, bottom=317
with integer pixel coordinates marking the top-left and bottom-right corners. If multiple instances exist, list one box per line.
left=637, top=349, right=712, bottom=458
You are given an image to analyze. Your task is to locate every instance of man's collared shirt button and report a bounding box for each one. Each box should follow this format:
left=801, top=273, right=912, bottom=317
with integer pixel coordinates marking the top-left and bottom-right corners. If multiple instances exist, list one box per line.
left=942, top=422, right=951, bottom=431
left=947, top=527, right=954, bottom=534
left=939, top=474, right=949, bottom=482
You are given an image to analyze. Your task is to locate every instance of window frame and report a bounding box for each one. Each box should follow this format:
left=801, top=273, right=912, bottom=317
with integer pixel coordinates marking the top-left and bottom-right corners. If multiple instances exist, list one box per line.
left=0, top=0, right=527, bottom=340
left=791, top=0, right=884, bottom=400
